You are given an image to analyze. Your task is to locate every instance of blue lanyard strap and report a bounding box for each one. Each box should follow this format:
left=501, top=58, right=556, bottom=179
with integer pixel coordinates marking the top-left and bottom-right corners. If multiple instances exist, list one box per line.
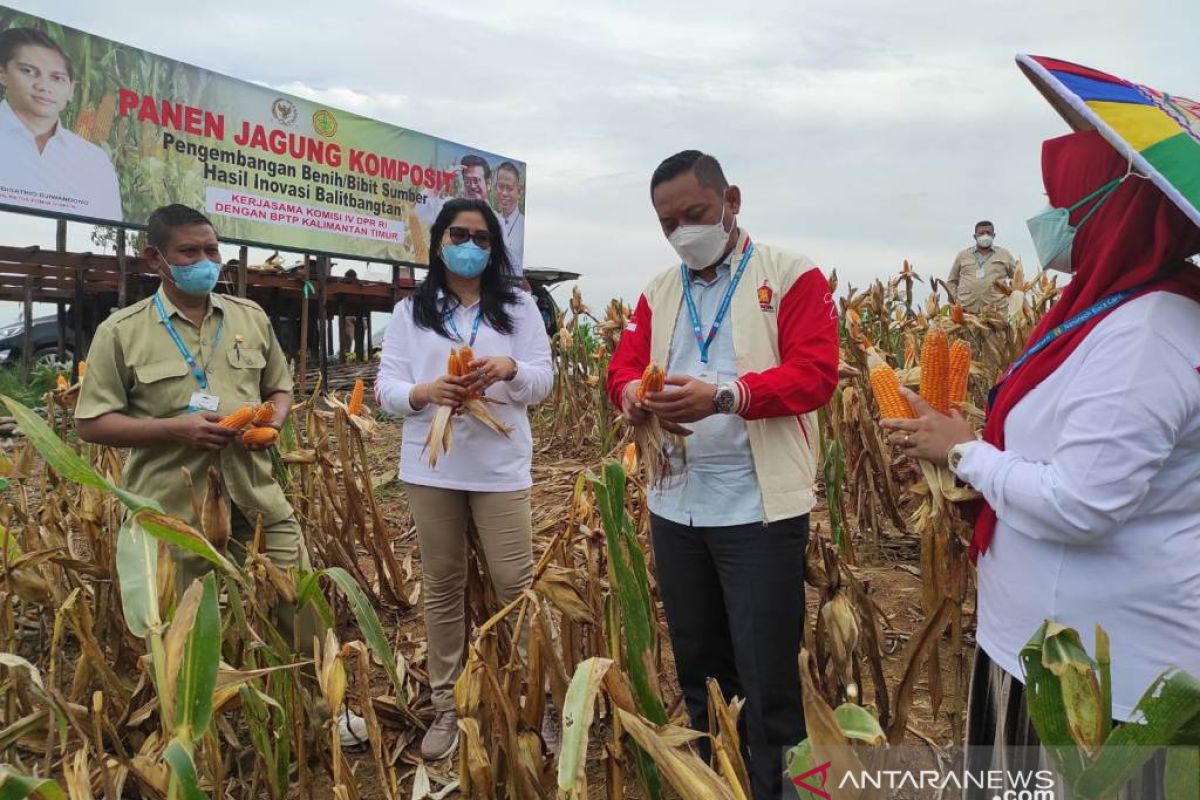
left=444, top=302, right=484, bottom=347
left=988, top=283, right=1145, bottom=408
left=680, top=239, right=754, bottom=364
left=153, top=293, right=224, bottom=391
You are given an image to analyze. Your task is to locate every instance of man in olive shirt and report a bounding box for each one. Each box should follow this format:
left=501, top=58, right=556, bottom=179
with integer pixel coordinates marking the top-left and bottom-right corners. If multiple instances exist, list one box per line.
left=946, top=220, right=1018, bottom=313
left=75, top=203, right=366, bottom=746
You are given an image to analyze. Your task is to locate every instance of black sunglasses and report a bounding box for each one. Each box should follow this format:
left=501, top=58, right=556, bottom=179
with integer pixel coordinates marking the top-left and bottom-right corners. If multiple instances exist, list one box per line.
left=446, top=226, right=492, bottom=249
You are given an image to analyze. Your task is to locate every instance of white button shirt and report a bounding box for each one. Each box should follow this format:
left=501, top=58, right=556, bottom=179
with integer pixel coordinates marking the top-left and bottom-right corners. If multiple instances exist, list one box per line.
left=374, top=291, right=553, bottom=492
left=649, top=256, right=763, bottom=527
left=499, top=208, right=525, bottom=276
left=955, top=291, right=1200, bottom=720
left=0, top=100, right=123, bottom=222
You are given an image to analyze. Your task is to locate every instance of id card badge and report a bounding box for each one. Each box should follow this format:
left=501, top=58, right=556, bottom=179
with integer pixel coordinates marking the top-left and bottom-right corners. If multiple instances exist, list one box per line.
left=188, top=392, right=220, bottom=413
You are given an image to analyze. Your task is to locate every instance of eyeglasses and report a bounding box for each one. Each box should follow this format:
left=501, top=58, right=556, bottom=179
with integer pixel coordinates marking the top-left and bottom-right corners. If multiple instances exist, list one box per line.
left=446, top=227, right=492, bottom=249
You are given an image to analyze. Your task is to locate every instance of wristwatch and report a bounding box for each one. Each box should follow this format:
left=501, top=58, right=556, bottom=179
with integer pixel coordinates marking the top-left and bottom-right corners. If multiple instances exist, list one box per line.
left=713, top=383, right=737, bottom=415
left=947, top=440, right=977, bottom=478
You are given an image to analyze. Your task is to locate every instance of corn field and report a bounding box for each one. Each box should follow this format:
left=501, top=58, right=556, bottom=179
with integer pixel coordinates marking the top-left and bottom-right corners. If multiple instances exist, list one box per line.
left=0, top=263, right=1077, bottom=799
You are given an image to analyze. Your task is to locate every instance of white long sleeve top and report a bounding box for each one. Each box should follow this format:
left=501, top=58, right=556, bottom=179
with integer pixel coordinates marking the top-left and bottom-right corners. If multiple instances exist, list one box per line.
left=374, top=291, right=553, bottom=491
left=953, top=291, right=1200, bottom=720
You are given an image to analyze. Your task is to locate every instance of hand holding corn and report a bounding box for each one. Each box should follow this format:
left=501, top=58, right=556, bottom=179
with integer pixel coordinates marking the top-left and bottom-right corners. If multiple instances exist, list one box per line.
left=881, top=389, right=976, bottom=465
left=465, top=356, right=517, bottom=395
left=165, top=412, right=238, bottom=451
left=413, top=373, right=471, bottom=410
left=641, top=374, right=717, bottom=426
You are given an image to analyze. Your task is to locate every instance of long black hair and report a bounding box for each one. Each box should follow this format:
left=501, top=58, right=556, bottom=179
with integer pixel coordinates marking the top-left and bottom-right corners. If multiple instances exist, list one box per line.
left=411, top=198, right=517, bottom=338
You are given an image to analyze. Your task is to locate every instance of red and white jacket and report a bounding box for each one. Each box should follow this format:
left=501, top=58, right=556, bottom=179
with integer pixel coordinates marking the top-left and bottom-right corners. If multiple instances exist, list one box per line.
left=607, top=231, right=839, bottom=522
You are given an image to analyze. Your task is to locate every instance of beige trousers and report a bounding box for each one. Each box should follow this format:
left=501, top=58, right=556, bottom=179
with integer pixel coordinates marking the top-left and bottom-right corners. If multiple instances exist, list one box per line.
left=405, top=484, right=533, bottom=712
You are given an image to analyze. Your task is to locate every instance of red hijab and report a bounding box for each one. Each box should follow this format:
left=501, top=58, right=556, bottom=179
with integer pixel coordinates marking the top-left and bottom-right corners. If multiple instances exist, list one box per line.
left=971, top=129, right=1200, bottom=560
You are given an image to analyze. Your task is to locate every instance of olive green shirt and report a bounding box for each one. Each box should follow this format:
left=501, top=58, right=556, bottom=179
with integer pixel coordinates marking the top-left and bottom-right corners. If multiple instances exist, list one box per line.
left=946, top=246, right=1017, bottom=313
left=75, top=289, right=294, bottom=529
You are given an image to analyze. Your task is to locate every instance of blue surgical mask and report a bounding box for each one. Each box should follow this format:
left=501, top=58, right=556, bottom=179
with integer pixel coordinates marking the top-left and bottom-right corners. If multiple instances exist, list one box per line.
left=162, top=255, right=221, bottom=295
left=442, top=242, right=489, bottom=278
left=1026, top=176, right=1124, bottom=273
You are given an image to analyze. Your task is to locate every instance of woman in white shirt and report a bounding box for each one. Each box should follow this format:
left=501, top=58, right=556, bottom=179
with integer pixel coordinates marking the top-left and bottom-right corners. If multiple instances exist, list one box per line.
left=884, top=130, right=1200, bottom=797
left=375, top=198, right=552, bottom=761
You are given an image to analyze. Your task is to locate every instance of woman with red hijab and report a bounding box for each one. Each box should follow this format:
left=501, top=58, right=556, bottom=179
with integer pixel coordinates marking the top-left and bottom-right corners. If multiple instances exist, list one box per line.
left=884, top=128, right=1200, bottom=795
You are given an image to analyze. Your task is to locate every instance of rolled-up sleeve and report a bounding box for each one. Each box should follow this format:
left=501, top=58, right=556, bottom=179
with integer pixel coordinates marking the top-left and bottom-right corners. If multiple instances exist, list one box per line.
left=955, top=326, right=1194, bottom=546
left=505, top=296, right=554, bottom=407
left=374, top=302, right=418, bottom=416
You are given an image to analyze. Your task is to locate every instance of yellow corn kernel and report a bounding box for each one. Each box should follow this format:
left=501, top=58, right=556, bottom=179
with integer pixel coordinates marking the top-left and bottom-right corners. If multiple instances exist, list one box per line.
left=919, top=326, right=950, bottom=415
left=252, top=401, right=276, bottom=425
left=636, top=363, right=665, bottom=402
left=868, top=352, right=914, bottom=420
left=347, top=379, right=364, bottom=416
left=949, top=340, right=972, bottom=407
left=218, top=406, right=256, bottom=430
left=242, top=426, right=279, bottom=447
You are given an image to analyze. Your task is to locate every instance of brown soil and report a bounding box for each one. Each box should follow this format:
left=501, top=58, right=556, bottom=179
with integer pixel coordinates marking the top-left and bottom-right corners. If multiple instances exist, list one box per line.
left=320, top=416, right=969, bottom=799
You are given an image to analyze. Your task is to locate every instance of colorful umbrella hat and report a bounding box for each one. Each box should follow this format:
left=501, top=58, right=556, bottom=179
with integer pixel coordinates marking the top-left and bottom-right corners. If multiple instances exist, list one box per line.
left=1017, top=54, right=1200, bottom=229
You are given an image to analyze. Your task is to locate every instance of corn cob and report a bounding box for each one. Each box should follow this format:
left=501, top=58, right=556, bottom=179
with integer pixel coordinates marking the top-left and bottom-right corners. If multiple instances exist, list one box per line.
left=868, top=351, right=914, bottom=420
left=457, top=345, right=475, bottom=372
left=252, top=401, right=276, bottom=425
left=635, top=363, right=665, bottom=402
left=55, top=375, right=69, bottom=391
left=89, top=93, right=116, bottom=143
left=77, top=361, right=87, bottom=379
left=948, top=340, right=972, bottom=407
left=218, top=405, right=256, bottom=429
left=74, top=105, right=96, bottom=141
left=407, top=213, right=429, bottom=263
left=242, top=426, right=279, bottom=447
left=950, top=304, right=965, bottom=325
left=919, top=326, right=950, bottom=416
left=347, top=379, right=365, bottom=416
left=622, top=442, right=638, bottom=475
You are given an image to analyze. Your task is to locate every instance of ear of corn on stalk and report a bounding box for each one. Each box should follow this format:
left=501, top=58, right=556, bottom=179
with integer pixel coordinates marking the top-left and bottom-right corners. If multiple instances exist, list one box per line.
left=867, top=351, right=914, bottom=420
left=919, top=326, right=950, bottom=416
left=76, top=94, right=116, bottom=144
left=347, top=379, right=365, bottom=416
left=948, top=340, right=971, bottom=407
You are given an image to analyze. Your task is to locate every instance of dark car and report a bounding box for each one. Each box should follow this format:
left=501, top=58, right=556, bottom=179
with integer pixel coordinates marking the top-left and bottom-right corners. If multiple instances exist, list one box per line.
left=0, top=313, right=76, bottom=367
left=525, top=269, right=580, bottom=336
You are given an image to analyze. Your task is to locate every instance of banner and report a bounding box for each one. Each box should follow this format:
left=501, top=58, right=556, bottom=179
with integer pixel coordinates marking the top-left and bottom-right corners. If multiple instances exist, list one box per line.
left=0, top=6, right=528, bottom=268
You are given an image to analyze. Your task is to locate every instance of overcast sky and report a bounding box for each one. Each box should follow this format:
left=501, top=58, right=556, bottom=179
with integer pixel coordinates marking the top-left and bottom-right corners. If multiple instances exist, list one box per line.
left=2, top=0, right=1197, bottom=325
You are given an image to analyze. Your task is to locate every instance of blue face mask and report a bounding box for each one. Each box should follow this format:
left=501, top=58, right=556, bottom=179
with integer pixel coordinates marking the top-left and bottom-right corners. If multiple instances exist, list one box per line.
left=1026, top=175, right=1124, bottom=273
left=442, top=242, right=489, bottom=278
left=163, top=256, right=221, bottom=295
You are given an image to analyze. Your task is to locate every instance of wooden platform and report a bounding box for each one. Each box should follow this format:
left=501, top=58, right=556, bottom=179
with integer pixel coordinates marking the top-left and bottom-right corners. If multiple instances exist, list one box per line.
left=0, top=244, right=414, bottom=389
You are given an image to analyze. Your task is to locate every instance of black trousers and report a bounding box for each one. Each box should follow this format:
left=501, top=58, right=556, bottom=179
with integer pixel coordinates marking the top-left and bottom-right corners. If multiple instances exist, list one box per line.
left=650, top=513, right=808, bottom=800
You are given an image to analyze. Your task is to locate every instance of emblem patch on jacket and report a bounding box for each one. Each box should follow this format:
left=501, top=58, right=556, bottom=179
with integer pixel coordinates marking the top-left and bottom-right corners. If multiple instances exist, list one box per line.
left=757, top=280, right=775, bottom=312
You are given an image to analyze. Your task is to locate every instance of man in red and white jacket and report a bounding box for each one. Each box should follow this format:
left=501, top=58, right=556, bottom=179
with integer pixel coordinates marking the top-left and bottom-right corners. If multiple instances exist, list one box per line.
left=607, top=150, right=838, bottom=799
